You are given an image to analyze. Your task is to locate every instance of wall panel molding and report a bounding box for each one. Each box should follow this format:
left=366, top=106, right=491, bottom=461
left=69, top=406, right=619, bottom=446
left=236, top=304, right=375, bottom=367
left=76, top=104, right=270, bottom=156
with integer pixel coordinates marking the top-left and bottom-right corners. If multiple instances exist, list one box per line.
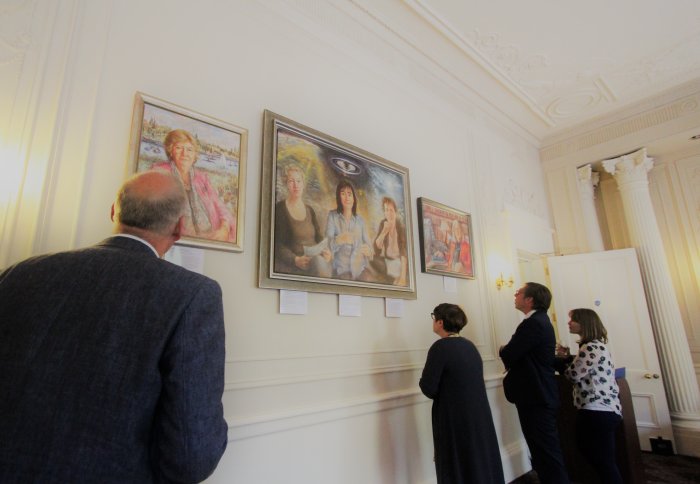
left=226, top=376, right=505, bottom=442
left=632, top=393, right=661, bottom=430
left=226, top=357, right=505, bottom=391
left=227, top=388, right=425, bottom=441
left=226, top=363, right=423, bottom=391
left=0, top=0, right=62, bottom=266
left=0, top=0, right=114, bottom=266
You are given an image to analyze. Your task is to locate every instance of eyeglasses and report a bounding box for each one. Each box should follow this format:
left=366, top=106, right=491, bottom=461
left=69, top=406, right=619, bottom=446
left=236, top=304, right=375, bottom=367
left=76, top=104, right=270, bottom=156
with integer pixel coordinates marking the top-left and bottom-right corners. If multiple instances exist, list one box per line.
left=430, top=312, right=436, bottom=321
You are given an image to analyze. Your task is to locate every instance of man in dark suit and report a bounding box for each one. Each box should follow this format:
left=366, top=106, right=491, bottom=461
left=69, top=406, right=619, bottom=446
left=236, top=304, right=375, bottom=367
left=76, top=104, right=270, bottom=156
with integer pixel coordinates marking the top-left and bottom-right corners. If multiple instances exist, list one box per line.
left=0, top=171, right=228, bottom=483
left=499, top=282, right=569, bottom=484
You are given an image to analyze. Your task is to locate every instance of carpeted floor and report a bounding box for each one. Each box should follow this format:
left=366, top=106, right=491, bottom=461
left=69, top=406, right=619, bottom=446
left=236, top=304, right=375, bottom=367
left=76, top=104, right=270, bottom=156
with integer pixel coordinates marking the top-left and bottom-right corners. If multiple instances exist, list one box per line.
left=509, top=451, right=700, bottom=483
left=642, top=452, right=700, bottom=484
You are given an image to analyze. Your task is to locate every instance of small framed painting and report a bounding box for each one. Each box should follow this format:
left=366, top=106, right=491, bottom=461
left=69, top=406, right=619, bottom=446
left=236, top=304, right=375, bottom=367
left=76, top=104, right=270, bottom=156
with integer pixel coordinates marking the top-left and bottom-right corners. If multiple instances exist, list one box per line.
left=128, top=93, right=248, bottom=252
left=417, top=197, right=474, bottom=279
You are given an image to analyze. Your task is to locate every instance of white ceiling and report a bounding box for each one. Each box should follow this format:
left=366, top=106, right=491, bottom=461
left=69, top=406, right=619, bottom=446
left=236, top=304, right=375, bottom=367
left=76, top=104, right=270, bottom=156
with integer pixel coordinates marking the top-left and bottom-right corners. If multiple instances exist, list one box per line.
left=409, top=0, right=700, bottom=145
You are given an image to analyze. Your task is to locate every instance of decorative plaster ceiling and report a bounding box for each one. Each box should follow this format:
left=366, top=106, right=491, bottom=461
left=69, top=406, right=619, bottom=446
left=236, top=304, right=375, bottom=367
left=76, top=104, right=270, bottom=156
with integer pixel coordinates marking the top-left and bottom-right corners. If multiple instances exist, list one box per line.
left=409, top=0, right=700, bottom=141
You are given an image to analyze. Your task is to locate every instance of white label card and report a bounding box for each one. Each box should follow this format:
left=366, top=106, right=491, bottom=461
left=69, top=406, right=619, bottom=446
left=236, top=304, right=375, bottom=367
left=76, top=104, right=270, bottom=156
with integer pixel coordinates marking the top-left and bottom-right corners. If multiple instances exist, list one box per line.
left=280, top=290, right=308, bottom=315
left=339, top=295, right=362, bottom=317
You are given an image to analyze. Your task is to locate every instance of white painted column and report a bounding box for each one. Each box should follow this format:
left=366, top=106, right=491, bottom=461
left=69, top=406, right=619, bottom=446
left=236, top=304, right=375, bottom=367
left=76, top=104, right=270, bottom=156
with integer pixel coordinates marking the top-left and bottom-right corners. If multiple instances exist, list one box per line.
left=576, top=164, right=605, bottom=252
left=603, top=148, right=700, bottom=454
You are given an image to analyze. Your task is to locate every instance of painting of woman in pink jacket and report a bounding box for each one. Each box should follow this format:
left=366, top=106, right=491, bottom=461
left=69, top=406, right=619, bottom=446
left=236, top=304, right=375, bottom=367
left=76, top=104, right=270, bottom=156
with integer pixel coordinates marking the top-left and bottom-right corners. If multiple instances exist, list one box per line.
left=153, top=129, right=236, bottom=242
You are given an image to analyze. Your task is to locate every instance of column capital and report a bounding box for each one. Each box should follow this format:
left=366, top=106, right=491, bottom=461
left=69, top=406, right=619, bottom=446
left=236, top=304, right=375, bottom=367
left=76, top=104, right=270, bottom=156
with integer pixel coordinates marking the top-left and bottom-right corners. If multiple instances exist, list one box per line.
left=576, top=164, right=599, bottom=187
left=576, top=164, right=600, bottom=201
left=577, top=164, right=592, bottom=181
left=576, top=163, right=600, bottom=188
left=602, top=148, right=654, bottom=186
left=575, top=164, right=605, bottom=251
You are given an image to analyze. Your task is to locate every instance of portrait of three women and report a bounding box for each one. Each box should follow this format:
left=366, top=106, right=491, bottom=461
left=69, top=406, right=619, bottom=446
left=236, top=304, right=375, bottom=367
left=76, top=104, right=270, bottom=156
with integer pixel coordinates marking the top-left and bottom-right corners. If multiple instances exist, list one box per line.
left=273, top=161, right=408, bottom=286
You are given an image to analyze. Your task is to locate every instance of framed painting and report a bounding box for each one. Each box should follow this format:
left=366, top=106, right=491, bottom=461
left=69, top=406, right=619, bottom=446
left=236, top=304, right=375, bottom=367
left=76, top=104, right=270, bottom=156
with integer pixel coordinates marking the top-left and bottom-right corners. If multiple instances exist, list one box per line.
left=417, top=197, right=474, bottom=279
left=259, top=110, right=417, bottom=299
left=128, top=93, right=248, bottom=251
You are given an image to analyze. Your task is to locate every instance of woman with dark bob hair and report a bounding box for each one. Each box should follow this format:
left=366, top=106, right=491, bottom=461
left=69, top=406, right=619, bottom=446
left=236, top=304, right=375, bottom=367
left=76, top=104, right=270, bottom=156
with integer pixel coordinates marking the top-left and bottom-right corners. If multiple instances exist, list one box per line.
left=556, top=308, right=623, bottom=484
left=419, top=303, right=504, bottom=484
left=324, top=179, right=372, bottom=280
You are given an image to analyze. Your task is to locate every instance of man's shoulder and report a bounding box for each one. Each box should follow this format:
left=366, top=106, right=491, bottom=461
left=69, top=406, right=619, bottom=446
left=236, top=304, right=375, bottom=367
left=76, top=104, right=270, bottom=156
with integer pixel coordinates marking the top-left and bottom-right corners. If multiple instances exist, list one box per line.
left=527, top=311, right=556, bottom=343
left=527, top=310, right=552, bottom=324
left=160, top=259, right=220, bottom=289
left=519, top=311, right=554, bottom=335
left=3, top=246, right=96, bottom=272
left=3, top=240, right=218, bottom=290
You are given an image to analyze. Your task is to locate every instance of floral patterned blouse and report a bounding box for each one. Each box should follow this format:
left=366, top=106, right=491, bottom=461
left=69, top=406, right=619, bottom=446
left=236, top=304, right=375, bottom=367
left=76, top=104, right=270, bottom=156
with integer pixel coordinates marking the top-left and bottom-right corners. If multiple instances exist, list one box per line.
left=564, top=339, right=622, bottom=416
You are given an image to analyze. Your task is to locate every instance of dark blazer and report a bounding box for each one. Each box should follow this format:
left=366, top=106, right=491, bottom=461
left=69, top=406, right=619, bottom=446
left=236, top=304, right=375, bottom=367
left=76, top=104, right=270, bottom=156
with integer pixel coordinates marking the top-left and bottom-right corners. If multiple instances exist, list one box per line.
left=0, top=237, right=227, bottom=483
left=499, top=310, right=559, bottom=407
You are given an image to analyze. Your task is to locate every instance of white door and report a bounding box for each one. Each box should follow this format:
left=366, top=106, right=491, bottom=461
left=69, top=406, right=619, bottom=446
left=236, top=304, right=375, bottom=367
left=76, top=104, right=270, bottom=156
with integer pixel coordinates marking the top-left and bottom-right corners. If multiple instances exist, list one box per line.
left=547, top=248, right=674, bottom=451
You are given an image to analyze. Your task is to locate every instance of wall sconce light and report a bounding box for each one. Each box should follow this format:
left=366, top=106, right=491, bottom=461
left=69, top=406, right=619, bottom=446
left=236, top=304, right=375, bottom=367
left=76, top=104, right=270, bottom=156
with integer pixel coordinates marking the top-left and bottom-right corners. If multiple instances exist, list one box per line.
left=495, top=273, right=514, bottom=290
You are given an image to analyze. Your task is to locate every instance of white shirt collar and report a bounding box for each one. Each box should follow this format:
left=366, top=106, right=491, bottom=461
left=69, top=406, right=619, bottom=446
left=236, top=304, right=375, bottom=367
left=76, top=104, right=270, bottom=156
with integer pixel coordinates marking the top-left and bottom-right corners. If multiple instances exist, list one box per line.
left=114, top=233, right=159, bottom=257
left=524, top=309, right=536, bottom=318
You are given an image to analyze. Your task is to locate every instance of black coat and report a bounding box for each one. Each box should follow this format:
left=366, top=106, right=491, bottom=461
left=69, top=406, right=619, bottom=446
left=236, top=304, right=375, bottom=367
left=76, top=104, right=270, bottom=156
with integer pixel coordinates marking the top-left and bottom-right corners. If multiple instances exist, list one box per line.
left=499, top=310, right=559, bottom=407
left=420, top=337, right=505, bottom=484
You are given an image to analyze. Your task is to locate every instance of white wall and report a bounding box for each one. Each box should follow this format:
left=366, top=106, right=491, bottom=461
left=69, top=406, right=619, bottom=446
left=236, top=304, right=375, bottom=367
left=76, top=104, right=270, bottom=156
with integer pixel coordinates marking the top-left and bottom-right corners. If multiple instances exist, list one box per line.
left=0, top=1, right=557, bottom=482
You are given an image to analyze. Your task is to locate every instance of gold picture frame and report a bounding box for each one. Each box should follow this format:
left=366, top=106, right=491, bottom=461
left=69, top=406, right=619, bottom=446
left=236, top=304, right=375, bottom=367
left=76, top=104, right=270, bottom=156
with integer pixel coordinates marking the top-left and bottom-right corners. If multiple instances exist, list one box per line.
left=128, top=93, right=248, bottom=252
left=259, top=110, right=417, bottom=299
left=417, top=197, right=474, bottom=279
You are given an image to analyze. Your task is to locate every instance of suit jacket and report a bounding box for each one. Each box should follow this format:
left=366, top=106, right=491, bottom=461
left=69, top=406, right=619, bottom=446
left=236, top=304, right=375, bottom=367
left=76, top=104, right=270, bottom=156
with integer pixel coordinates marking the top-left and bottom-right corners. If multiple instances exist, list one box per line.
left=499, top=310, right=559, bottom=407
left=0, top=237, right=228, bottom=483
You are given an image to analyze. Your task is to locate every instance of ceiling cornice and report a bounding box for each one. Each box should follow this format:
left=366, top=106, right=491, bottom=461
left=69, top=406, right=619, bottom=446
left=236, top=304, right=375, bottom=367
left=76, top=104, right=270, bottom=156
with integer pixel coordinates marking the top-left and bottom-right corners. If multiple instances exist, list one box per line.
left=541, top=80, right=700, bottom=163
left=333, top=0, right=545, bottom=144
left=401, top=0, right=555, bottom=128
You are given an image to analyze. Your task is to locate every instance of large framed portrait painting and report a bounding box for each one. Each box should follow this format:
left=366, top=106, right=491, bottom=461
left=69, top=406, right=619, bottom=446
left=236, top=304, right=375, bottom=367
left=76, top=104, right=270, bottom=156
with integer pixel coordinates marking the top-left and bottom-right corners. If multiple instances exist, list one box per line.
left=417, top=198, right=474, bottom=279
left=129, top=93, right=248, bottom=252
left=259, top=111, right=417, bottom=299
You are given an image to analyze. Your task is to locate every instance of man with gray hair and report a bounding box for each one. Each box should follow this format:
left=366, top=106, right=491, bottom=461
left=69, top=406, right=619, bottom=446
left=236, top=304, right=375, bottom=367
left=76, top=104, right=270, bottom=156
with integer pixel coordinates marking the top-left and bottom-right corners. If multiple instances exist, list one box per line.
left=0, top=171, right=228, bottom=483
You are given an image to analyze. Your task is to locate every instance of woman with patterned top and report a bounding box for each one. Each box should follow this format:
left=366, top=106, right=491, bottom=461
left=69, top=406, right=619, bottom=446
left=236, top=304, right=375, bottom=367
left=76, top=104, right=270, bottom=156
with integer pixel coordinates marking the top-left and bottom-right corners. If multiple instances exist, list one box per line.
left=556, top=308, right=623, bottom=484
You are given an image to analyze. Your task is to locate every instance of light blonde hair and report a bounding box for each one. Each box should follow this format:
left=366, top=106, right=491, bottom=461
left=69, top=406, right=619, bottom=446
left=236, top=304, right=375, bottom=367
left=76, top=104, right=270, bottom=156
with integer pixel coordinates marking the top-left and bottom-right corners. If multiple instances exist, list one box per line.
left=164, top=129, right=199, bottom=161
left=283, top=163, right=305, bottom=183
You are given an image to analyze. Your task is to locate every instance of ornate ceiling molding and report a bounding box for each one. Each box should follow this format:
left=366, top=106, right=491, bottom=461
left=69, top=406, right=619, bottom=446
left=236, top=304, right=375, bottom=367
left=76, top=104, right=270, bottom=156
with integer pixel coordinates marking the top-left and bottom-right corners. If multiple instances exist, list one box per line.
left=400, top=0, right=555, bottom=128
left=541, top=91, right=700, bottom=162
left=406, top=0, right=700, bottom=138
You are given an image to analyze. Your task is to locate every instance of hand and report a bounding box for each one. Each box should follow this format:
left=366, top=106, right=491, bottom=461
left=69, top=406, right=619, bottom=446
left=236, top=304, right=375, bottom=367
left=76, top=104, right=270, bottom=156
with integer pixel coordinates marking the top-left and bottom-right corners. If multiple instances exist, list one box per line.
left=360, top=244, right=372, bottom=257
left=294, top=255, right=312, bottom=270
left=375, top=232, right=386, bottom=249
left=555, top=343, right=570, bottom=357
left=321, top=249, right=331, bottom=262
